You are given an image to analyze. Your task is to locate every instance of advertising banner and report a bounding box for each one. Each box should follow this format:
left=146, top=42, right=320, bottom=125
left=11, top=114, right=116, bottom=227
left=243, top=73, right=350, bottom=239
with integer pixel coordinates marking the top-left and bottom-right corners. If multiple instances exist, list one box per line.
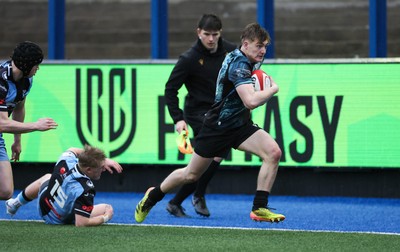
left=5, top=61, right=399, bottom=168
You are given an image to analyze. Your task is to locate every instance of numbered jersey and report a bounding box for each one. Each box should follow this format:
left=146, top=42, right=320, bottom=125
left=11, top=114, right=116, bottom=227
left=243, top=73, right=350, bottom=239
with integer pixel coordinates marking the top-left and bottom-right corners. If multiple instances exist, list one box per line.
left=38, top=151, right=96, bottom=224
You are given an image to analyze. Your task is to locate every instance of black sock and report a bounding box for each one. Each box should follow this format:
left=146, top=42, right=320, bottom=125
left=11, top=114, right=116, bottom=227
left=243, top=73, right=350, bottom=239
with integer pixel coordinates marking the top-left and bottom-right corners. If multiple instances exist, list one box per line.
left=194, top=160, right=221, bottom=197
left=169, top=182, right=197, bottom=205
left=22, top=190, right=32, bottom=202
left=252, top=190, right=269, bottom=211
left=148, top=186, right=165, bottom=206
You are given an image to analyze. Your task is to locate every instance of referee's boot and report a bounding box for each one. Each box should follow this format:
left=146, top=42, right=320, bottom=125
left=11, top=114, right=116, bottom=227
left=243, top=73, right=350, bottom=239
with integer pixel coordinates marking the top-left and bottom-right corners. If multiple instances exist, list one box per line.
left=166, top=202, right=190, bottom=218
left=192, top=195, right=210, bottom=217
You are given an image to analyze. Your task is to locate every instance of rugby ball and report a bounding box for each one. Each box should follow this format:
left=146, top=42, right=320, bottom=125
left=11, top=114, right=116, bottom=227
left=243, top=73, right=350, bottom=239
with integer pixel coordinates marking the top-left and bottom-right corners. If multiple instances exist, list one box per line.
left=251, top=69, right=271, bottom=91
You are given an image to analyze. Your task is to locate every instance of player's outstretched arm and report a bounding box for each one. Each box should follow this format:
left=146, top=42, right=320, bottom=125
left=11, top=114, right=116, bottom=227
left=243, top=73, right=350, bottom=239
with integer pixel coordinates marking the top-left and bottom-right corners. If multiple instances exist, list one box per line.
left=0, top=112, right=57, bottom=134
left=75, top=204, right=114, bottom=227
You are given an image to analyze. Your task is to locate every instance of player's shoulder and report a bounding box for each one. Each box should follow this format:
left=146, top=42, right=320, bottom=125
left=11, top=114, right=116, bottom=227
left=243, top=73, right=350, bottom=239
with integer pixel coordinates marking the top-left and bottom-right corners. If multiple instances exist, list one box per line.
left=81, top=178, right=95, bottom=190
left=0, top=70, right=7, bottom=88
left=0, top=70, right=10, bottom=96
left=69, top=169, right=95, bottom=191
left=0, top=61, right=11, bottom=83
left=77, top=177, right=96, bottom=193
left=225, top=49, right=248, bottom=65
left=0, top=60, right=10, bottom=70
left=0, top=67, right=6, bottom=81
left=228, top=53, right=253, bottom=79
left=59, top=150, right=78, bottom=161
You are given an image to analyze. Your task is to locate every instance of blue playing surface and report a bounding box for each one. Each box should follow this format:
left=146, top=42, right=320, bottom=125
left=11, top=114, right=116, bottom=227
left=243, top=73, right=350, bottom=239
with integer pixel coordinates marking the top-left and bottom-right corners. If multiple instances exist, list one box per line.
left=1, top=191, right=400, bottom=234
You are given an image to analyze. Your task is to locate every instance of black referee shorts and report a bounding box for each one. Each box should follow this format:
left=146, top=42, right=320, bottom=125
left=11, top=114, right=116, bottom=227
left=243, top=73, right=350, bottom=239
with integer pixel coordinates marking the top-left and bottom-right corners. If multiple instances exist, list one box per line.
left=184, top=110, right=207, bottom=137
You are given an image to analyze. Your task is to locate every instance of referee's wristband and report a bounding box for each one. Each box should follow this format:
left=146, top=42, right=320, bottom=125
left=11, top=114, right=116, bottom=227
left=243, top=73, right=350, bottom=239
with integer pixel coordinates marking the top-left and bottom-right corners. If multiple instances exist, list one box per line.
left=102, top=214, right=110, bottom=223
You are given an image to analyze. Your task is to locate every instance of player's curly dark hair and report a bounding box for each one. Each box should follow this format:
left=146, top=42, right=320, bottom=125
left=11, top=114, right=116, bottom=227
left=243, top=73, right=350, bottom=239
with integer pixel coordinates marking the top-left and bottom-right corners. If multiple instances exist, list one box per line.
left=78, top=145, right=106, bottom=169
left=11, top=41, right=43, bottom=77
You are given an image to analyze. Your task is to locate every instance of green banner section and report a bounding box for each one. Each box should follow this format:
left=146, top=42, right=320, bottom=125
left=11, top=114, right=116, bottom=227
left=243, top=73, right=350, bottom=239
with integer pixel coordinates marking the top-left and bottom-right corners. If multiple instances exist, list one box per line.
left=4, top=62, right=400, bottom=168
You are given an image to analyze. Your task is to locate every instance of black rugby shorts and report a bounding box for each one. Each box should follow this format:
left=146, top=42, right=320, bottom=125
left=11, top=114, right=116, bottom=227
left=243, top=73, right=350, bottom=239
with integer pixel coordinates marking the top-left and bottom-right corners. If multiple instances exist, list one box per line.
left=194, top=120, right=261, bottom=158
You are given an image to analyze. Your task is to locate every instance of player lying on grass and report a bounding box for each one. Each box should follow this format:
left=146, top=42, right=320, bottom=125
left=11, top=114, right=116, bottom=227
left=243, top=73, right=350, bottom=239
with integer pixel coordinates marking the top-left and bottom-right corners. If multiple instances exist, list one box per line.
left=135, top=23, right=285, bottom=223
left=5, top=145, right=123, bottom=227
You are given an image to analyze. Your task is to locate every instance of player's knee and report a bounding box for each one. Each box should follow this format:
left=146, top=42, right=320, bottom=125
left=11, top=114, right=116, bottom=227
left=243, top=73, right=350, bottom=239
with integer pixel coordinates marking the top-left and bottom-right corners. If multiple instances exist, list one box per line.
left=0, top=188, right=13, bottom=200
left=260, top=145, right=281, bottom=165
left=107, top=204, right=114, bottom=213
left=270, top=145, right=282, bottom=163
left=184, top=173, right=200, bottom=184
left=106, top=204, right=114, bottom=217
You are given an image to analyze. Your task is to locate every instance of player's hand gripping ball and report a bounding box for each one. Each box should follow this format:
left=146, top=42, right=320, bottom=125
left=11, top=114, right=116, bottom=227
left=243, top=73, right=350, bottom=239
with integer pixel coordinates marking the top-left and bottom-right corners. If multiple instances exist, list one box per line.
left=251, top=69, right=271, bottom=91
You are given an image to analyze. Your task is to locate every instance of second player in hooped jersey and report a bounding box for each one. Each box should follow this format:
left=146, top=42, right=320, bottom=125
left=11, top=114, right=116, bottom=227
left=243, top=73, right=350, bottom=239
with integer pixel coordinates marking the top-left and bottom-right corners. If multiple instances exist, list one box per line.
left=39, top=150, right=99, bottom=224
left=6, top=145, right=123, bottom=227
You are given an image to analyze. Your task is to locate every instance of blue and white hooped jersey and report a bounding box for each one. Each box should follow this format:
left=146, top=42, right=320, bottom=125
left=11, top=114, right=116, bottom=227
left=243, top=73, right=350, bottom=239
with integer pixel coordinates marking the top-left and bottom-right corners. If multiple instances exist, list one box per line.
left=0, top=60, right=33, bottom=116
left=38, top=151, right=96, bottom=225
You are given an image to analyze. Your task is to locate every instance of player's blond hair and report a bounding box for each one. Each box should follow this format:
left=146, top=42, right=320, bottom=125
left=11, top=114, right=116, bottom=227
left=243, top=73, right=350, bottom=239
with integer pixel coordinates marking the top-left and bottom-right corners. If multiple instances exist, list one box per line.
left=78, top=144, right=106, bottom=169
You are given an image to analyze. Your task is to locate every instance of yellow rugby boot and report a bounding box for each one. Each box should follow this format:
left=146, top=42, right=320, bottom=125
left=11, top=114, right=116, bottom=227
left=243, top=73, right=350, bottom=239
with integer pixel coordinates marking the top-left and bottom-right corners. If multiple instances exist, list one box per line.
left=135, top=187, right=155, bottom=223
left=250, top=207, right=285, bottom=223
